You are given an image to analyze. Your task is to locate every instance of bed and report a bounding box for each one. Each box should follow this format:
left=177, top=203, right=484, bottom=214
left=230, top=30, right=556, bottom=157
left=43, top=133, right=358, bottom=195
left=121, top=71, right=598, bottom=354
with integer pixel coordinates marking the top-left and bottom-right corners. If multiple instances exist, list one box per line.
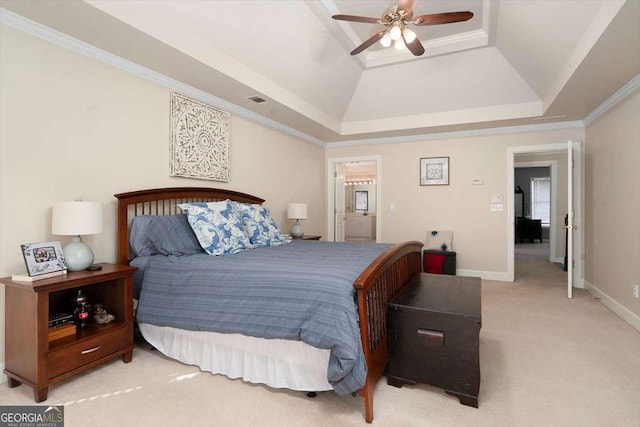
left=115, top=187, right=422, bottom=423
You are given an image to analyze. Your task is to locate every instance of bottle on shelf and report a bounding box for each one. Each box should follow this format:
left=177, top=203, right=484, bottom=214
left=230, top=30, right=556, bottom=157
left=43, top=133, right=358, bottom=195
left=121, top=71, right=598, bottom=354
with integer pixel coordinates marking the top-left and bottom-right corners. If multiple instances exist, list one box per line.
left=73, top=289, right=89, bottom=329
left=76, top=302, right=89, bottom=329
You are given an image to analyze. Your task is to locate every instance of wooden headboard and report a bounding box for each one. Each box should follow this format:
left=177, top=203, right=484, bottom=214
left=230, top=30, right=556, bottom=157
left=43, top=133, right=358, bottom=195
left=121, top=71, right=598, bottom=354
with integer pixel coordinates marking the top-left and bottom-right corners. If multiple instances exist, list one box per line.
left=114, top=187, right=264, bottom=265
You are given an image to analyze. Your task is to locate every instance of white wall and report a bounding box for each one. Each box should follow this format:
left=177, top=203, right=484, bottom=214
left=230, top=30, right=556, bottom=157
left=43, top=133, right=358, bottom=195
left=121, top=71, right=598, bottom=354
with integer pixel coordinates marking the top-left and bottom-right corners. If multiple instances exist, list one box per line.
left=326, top=127, right=584, bottom=279
left=0, top=25, right=325, bottom=375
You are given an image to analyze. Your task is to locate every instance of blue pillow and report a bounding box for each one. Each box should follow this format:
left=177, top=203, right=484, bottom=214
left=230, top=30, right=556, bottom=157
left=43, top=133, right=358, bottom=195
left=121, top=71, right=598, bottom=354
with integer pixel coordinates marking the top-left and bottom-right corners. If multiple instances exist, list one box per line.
left=234, top=203, right=287, bottom=247
left=129, top=215, right=204, bottom=257
left=178, top=200, right=252, bottom=256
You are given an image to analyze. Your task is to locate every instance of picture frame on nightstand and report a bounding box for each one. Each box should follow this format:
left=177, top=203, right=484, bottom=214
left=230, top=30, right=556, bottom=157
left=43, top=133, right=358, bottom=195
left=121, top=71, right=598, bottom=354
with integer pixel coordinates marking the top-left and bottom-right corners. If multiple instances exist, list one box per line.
left=20, top=241, right=67, bottom=277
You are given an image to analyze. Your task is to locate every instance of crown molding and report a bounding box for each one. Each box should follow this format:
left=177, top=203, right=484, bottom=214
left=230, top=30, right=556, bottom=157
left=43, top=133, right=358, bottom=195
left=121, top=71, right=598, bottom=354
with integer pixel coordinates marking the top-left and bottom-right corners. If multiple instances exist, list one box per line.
left=0, top=8, right=326, bottom=147
left=583, top=74, right=640, bottom=126
left=3, top=7, right=632, bottom=150
left=327, top=120, right=585, bottom=147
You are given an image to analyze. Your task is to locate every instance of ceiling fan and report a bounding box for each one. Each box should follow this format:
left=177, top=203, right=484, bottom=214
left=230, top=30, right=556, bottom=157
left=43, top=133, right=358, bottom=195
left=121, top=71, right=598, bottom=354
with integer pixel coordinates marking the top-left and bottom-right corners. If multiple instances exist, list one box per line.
left=332, top=0, right=473, bottom=56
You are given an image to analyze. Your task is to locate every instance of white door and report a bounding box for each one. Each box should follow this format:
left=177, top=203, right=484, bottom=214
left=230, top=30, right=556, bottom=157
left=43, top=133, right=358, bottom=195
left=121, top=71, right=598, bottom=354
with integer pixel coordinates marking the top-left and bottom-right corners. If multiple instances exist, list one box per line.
left=565, top=140, right=583, bottom=298
left=334, top=163, right=346, bottom=242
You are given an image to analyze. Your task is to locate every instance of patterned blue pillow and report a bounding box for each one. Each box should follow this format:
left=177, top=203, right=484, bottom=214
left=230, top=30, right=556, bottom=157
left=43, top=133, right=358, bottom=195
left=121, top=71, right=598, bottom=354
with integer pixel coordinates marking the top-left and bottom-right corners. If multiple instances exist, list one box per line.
left=178, top=200, right=252, bottom=256
left=234, top=203, right=288, bottom=247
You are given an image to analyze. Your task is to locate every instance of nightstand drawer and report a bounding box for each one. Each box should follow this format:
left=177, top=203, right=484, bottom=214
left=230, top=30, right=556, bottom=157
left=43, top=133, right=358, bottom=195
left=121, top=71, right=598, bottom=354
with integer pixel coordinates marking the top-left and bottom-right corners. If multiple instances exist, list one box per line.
left=48, top=326, right=129, bottom=379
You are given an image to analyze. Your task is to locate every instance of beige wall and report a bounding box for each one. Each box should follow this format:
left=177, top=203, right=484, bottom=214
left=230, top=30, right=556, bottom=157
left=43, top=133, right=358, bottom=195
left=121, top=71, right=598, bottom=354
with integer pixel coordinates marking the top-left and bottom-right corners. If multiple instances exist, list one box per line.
left=584, top=90, right=640, bottom=317
left=326, top=128, right=584, bottom=278
left=0, top=26, right=325, bottom=373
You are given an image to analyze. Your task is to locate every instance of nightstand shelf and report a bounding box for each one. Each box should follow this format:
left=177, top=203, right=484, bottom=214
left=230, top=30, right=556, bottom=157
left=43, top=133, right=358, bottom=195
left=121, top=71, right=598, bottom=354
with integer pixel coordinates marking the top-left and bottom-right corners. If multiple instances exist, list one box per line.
left=1, top=263, right=137, bottom=402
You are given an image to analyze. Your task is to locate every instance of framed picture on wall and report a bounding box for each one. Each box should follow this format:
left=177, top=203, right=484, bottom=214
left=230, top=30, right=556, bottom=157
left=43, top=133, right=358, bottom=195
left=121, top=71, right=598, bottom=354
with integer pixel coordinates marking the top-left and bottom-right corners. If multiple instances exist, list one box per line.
left=420, top=157, right=449, bottom=186
left=355, top=191, right=368, bottom=212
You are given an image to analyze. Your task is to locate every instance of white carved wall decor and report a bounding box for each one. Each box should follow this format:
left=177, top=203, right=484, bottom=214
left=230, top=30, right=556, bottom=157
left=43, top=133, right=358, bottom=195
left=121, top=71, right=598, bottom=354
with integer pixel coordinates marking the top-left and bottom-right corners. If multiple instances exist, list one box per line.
left=170, top=93, right=230, bottom=181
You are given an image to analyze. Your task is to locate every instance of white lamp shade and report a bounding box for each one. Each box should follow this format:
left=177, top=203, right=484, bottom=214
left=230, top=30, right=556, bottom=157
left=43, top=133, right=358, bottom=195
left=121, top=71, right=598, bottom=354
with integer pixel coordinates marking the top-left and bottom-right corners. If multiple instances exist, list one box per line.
left=287, top=203, right=308, bottom=220
left=52, top=201, right=103, bottom=236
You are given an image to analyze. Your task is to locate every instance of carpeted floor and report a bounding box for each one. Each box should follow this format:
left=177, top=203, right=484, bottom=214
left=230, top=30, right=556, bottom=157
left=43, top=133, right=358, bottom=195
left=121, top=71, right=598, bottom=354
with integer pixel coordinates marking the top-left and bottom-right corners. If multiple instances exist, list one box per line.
left=2, top=250, right=639, bottom=426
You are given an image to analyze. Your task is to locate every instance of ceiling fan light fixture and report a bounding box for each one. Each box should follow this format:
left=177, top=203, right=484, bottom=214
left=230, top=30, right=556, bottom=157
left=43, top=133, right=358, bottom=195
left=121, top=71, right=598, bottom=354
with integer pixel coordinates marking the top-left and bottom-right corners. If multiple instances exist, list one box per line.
left=389, top=25, right=402, bottom=41
left=333, top=2, right=472, bottom=56
left=402, top=28, right=417, bottom=43
left=380, top=32, right=392, bottom=47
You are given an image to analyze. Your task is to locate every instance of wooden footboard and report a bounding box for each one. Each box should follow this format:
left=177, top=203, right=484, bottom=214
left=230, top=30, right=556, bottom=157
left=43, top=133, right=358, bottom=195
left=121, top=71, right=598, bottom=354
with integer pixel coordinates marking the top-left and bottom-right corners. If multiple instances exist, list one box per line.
left=353, top=241, right=423, bottom=423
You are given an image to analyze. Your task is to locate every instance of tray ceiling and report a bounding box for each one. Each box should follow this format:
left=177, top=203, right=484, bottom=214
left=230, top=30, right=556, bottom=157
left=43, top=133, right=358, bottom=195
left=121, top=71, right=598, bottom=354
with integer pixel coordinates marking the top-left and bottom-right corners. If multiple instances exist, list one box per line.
left=1, top=0, right=638, bottom=143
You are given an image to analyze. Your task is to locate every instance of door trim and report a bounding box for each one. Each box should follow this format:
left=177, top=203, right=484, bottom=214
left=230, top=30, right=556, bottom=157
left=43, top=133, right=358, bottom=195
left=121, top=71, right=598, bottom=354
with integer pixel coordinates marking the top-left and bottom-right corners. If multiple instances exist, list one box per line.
left=327, top=155, right=382, bottom=242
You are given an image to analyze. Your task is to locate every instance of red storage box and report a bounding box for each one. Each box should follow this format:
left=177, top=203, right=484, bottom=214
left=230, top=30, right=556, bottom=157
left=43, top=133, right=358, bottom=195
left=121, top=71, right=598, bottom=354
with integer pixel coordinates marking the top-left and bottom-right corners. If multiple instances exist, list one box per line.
left=423, top=250, right=456, bottom=275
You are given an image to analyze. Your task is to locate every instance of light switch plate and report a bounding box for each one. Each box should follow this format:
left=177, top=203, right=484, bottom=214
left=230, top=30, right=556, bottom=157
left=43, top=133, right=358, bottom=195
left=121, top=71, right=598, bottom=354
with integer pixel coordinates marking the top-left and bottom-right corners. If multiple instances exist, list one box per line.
left=491, top=194, right=503, bottom=204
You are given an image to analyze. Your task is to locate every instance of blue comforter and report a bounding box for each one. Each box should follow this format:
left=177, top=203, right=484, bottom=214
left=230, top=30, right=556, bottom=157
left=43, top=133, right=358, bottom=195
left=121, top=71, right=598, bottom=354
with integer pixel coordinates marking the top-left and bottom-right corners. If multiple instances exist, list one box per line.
left=136, top=240, right=391, bottom=395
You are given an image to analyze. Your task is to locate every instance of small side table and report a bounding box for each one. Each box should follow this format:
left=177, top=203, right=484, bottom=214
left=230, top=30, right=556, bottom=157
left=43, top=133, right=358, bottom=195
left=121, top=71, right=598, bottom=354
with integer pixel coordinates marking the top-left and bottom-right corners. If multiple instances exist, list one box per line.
left=1, top=264, right=136, bottom=402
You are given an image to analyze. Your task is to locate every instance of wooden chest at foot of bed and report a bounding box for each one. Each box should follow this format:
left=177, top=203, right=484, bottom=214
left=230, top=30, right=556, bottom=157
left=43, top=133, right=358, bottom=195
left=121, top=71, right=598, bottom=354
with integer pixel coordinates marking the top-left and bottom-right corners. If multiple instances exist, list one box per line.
left=386, top=273, right=481, bottom=407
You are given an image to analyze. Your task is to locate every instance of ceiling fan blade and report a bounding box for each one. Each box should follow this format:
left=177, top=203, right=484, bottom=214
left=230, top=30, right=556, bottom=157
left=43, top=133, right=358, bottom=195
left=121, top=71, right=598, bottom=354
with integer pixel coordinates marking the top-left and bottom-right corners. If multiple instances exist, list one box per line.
left=351, top=31, right=386, bottom=56
left=332, top=14, right=383, bottom=24
left=403, top=34, right=425, bottom=56
left=412, top=11, right=474, bottom=26
left=398, top=0, right=417, bottom=16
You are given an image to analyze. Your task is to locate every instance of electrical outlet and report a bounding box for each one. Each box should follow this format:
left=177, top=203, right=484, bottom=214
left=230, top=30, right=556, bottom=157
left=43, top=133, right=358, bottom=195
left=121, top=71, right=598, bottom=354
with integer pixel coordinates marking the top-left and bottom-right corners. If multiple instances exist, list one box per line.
left=634, top=284, right=639, bottom=299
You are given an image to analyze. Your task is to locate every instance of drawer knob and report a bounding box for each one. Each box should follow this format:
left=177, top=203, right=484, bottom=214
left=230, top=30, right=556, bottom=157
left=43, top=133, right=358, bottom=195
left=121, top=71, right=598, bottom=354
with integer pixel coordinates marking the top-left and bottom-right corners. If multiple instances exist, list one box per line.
left=81, top=345, right=102, bottom=355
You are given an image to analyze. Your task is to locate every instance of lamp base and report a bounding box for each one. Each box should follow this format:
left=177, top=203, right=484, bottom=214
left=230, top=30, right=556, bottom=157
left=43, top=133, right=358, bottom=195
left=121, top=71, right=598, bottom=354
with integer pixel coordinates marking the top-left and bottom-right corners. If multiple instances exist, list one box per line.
left=63, top=236, right=94, bottom=271
left=291, top=221, right=304, bottom=238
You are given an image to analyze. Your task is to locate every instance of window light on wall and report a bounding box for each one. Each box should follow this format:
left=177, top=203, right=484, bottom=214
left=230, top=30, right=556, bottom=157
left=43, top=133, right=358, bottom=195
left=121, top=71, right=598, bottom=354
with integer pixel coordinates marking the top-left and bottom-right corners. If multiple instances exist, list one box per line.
left=530, top=177, right=551, bottom=225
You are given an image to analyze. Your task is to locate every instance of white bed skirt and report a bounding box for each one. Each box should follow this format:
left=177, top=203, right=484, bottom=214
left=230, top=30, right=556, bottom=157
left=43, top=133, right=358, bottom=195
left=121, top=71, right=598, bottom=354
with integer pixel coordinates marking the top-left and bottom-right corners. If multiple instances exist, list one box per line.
left=139, top=323, right=333, bottom=391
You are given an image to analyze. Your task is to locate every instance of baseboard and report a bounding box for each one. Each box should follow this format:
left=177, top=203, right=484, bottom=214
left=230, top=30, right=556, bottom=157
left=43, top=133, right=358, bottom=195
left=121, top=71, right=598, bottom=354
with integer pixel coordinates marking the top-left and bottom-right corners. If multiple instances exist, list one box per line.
left=456, top=269, right=510, bottom=282
left=584, top=280, right=640, bottom=331
left=551, top=256, right=564, bottom=264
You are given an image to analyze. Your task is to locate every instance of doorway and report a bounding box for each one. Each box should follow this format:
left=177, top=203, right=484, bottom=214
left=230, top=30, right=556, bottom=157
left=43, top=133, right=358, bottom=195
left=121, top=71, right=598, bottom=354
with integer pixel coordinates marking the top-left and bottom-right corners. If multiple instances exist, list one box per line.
left=514, top=160, right=560, bottom=267
left=507, top=142, right=584, bottom=295
left=327, top=156, right=382, bottom=242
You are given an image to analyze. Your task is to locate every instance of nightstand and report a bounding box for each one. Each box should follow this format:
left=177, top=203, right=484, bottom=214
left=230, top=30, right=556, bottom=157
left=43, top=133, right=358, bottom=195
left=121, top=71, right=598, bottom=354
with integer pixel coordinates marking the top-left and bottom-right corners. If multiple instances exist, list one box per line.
left=294, top=235, right=321, bottom=240
left=1, top=263, right=137, bottom=402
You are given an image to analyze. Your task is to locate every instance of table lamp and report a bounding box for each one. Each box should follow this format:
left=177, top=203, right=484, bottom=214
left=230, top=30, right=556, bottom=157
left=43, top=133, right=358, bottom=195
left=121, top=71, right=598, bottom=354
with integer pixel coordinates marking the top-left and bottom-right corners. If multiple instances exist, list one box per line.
left=52, top=201, right=103, bottom=271
left=287, top=203, right=307, bottom=238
